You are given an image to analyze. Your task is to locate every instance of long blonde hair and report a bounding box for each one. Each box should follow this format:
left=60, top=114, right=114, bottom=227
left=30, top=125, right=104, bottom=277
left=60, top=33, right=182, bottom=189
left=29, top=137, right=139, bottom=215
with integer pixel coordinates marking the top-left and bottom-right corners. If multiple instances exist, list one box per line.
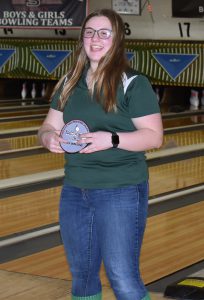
left=53, top=9, right=129, bottom=112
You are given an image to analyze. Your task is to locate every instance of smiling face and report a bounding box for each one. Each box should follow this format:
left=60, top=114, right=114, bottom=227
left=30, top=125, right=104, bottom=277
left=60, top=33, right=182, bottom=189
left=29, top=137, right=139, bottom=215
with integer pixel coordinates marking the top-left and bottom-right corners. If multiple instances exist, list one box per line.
left=83, top=16, right=113, bottom=71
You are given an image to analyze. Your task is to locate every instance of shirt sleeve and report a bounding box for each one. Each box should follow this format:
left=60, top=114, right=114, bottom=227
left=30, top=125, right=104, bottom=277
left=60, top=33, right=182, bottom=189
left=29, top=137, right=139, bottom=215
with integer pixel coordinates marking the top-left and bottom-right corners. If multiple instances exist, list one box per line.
left=126, top=74, right=161, bottom=118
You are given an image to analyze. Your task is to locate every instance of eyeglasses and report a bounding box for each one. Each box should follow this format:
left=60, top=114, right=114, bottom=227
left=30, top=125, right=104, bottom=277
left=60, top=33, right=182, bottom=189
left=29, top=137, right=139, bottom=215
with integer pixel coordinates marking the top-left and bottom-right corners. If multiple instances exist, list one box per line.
left=83, top=27, right=112, bottom=39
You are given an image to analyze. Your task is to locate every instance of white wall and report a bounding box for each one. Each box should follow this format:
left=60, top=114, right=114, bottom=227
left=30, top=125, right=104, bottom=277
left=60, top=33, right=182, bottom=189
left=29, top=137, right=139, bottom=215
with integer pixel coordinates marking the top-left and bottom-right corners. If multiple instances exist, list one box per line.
left=0, top=0, right=203, bottom=41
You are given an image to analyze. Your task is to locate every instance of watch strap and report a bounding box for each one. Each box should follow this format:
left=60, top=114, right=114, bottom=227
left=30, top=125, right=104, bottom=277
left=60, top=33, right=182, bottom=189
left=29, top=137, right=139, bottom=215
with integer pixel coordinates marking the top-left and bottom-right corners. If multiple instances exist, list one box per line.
left=111, top=132, right=119, bottom=148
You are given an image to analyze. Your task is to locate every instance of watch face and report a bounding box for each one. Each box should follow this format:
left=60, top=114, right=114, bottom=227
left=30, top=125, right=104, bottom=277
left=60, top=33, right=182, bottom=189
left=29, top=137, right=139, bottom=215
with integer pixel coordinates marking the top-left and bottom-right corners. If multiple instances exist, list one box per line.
left=112, top=133, right=119, bottom=148
left=112, top=0, right=141, bottom=15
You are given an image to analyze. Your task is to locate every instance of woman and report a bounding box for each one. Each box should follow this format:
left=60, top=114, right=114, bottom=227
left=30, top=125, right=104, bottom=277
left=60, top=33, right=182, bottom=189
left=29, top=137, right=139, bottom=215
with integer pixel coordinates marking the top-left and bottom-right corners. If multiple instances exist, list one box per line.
left=38, top=8, right=163, bottom=300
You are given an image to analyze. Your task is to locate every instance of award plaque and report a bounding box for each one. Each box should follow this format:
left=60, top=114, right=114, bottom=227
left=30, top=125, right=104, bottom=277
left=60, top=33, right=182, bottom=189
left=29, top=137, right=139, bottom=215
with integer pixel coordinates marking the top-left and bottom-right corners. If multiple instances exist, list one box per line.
left=60, top=120, right=89, bottom=153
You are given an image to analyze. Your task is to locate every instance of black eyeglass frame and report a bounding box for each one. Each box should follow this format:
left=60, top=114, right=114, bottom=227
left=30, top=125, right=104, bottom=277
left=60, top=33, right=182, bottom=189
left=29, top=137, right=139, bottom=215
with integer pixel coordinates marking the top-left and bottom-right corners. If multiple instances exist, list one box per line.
left=83, top=27, right=112, bottom=39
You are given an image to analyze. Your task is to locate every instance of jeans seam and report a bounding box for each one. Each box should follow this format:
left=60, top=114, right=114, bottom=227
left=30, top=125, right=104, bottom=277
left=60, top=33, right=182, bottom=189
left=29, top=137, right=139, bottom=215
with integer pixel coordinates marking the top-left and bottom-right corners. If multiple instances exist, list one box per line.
left=135, top=183, right=148, bottom=296
left=134, top=185, right=140, bottom=280
left=84, top=209, right=95, bottom=296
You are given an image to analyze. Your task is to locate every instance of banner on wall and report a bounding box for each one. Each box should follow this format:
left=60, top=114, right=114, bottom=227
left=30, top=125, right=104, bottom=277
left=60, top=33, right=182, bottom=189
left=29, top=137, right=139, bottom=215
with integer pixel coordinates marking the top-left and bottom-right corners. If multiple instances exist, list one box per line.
left=152, top=53, right=199, bottom=80
left=172, top=0, right=204, bottom=18
left=126, top=52, right=135, bottom=61
left=31, top=49, right=72, bottom=74
left=0, top=39, right=203, bottom=87
left=0, top=0, right=88, bottom=29
left=0, top=49, right=16, bottom=69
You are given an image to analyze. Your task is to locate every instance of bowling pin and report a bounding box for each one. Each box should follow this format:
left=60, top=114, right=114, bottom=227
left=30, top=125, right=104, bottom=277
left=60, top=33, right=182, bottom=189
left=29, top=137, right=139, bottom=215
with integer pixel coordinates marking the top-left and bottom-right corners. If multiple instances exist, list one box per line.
left=31, top=83, right=36, bottom=99
left=201, top=89, right=204, bottom=107
left=31, top=83, right=36, bottom=105
left=21, top=82, right=27, bottom=105
left=189, top=89, right=199, bottom=108
left=41, top=83, right=46, bottom=97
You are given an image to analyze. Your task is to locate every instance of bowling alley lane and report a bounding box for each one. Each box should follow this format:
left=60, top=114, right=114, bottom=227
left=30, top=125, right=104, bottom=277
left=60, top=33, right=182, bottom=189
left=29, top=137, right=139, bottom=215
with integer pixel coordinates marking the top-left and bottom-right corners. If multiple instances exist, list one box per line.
left=149, top=155, right=203, bottom=197
left=0, top=152, right=65, bottom=180
left=0, top=134, right=38, bottom=152
left=162, top=114, right=204, bottom=128
left=0, top=128, right=203, bottom=153
left=0, top=96, right=49, bottom=106
left=1, top=191, right=203, bottom=289
left=1, top=125, right=203, bottom=176
left=0, top=186, right=61, bottom=238
left=0, top=118, right=44, bottom=130
left=0, top=108, right=48, bottom=118
left=0, top=109, right=204, bottom=130
left=152, top=128, right=204, bottom=151
left=0, top=127, right=203, bottom=176
left=0, top=155, right=203, bottom=238
left=0, top=99, right=31, bottom=107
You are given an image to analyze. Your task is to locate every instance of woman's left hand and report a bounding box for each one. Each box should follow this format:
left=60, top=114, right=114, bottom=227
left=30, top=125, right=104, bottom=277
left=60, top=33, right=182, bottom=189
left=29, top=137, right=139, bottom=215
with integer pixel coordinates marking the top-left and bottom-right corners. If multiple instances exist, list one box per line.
left=78, top=131, right=112, bottom=153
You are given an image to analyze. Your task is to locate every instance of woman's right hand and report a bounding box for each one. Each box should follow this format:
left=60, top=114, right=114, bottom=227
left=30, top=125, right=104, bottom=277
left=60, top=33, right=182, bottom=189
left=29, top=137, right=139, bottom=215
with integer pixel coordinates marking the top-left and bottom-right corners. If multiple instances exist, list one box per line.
left=40, top=130, right=65, bottom=153
left=38, top=108, right=66, bottom=153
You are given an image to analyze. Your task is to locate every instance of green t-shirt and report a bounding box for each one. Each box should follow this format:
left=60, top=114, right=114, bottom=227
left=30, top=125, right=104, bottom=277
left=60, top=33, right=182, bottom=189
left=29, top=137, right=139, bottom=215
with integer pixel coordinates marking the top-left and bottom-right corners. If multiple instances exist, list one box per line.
left=51, top=68, right=160, bottom=188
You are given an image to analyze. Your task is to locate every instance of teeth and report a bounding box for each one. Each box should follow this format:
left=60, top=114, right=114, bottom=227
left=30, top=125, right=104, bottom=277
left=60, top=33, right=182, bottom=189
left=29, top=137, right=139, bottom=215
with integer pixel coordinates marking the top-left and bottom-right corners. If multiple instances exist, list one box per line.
left=91, top=45, right=102, bottom=50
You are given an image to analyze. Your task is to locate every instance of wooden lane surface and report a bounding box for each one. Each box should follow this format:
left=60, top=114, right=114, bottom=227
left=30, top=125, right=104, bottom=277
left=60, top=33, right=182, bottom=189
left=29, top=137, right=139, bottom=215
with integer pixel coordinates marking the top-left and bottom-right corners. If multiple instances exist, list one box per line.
left=160, top=103, right=204, bottom=114
left=0, top=156, right=203, bottom=238
left=0, top=127, right=204, bottom=179
left=149, top=156, right=204, bottom=196
left=0, top=101, right=30, bottom=107
left=1, top=200, right=204, bottom=286
left=0, top=113, right=203, bottom=132
left=0, top=186, right=61, bottom=237
left=1, top=152, right=204, bottom=195
left=0, top=135, right=38, bottom=152
left=0, top=105, right=49, bottom=113
left=150, top=128, right=204, bottom=152
left=162, top=114, right=204, bottom=128
left=0, top=108, right=48, bottom=118
left=0, top=128, right=203, bottom=152
left=0, top=152, right=64, bottom=179
left=0, top=119, right=44, bottom=130
left=0, top=153, right=203, bottom=191
left=0, top=99, right=48, bottom=106
left=0, top=270, right=166, bottom=300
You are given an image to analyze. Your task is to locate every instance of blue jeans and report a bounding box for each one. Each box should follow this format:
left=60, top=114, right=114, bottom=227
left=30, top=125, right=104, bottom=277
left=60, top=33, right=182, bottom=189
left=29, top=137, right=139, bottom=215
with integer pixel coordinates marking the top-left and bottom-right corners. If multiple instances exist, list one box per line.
left=59, top=182, right=149, bottom=300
